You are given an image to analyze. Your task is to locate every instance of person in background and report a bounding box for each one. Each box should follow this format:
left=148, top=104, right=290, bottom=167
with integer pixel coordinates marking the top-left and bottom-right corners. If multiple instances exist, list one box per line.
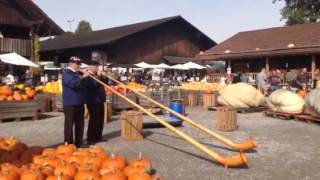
left=295, top=68, right=310, bottom=90
left=256, top=68, right=267, bottom=93
left=21, top=69, right=33, bottom=86
left=312, top=69, right=320, bottom=89
left=85, top=61, right=107, bottom=145
left=5, top=72, right=15, bottom=85
left=287, top=69, right=298, bottom=87
left=62, top=57, right=89, bottom=147
left=240, top=72, right=249, bottom=83
left=233, top=72, right=241, bottom=83
left=269, top=70, right=281, bottom=92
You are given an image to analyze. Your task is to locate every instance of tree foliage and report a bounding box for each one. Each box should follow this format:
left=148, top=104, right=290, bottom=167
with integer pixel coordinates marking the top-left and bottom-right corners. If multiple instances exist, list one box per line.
left=273, top=0, right=320, bottom=25
left=75, top=20, right=92, bottom=34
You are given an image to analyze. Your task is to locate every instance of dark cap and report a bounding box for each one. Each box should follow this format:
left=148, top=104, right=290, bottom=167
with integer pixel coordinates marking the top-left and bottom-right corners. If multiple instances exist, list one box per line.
left=87, top=61, right=99, bottom=66
left=69, top=56, right=82, bottom=64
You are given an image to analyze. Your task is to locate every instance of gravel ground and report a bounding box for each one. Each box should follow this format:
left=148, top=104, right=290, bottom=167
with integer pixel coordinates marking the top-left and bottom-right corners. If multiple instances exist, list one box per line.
left=1, top=107, right=320, bottom=180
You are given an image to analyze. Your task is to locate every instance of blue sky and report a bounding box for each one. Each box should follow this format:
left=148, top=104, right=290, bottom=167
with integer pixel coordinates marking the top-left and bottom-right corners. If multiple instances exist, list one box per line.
left=34, top=0, right=285, bottom=43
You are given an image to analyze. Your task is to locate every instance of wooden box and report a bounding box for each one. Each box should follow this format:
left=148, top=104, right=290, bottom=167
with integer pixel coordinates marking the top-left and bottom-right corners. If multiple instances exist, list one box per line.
left=203, top=92, right=219, bottom=108
left=216, top=106, right=238, bottom=131
left=121, top=111, right=143, bottom=140
left=0, top=100, right=39, bottom=122
left=187, top=91, right=198, bottom=107
left=104, top=101, right=112, bottom=123
left=112, top=93, right=137, bottom=110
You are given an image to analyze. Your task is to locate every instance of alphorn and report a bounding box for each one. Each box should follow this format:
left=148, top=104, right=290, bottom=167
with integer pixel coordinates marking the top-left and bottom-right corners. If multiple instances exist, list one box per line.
left=89, top=74, right=248, bottom=168
left=104, top=74, right=256, bottom=151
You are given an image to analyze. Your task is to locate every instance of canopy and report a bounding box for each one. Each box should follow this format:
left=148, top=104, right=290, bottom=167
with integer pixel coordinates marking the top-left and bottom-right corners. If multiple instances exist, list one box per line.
left=0, top=52, right=39, bottom=68
left=134, top=62, right=154, bottom=68
left=171, top=64, right=189, bottom=70
left=181, top=62, right=206, bottom=69
left=153, top=63, right=171, bottom=69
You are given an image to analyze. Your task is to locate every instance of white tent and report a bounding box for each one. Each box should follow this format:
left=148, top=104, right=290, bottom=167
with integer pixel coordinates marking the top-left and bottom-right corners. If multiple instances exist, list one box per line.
left=181, top=62, right=206, bottom=70
left=134, top=62, right=154, bottom=68
left=0, top=52, right=39, bottom=68
left=171, top=64, right=189, bottom=70
left=153, top=63, right=171, bottom=69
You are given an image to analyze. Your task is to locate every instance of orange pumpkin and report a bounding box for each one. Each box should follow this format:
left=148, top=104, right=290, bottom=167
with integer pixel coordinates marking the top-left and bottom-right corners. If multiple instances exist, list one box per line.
left=128, top=171, right=152, bottom=180
left=0, top=170, right=20, bottom=180
left=54, top=162, right=76, bottom=178
left=20, top=168, right=45, bottom=180
left=77, top=163, right=100, bottom=172
left=124, top=165, right=149, bottom=177
left=26, top=89, right=36, bottom=99
left=0, top=95, right=6, bottom=101
left=129, top=153, right=151, bottom=171
left=6, top=96, right=13, bottom=101
left=46, top=175, right=73, bottom=180
left=1, top=86, right=13, bottom=96
left=56, top=143, right=76, bottom=155
left=42, top=148, right=56, bottom=156
left=21, top=94, right=28, bottom=101
left=13, top=92, right=22, bottom=101
left=100, top=167, right=126, bottom=180
left=298, top=90, right=307, bottom=98
left=74, top=169, right=100, bottom=180
left=101, top=154, right=126, bottom=170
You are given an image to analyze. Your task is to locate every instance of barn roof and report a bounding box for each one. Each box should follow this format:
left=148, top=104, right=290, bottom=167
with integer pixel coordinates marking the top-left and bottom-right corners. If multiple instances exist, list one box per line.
left=200, top=22, right=320, bottom=60
left=11, top=0, right=64, bottom=36
left=41, top=15, right=215, bottom=52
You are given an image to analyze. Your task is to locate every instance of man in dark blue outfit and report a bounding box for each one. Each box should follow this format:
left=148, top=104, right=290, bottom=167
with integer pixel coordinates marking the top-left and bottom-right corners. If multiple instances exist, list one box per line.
left=86, top=61, right=107, bottom=144
left=62, top=57, right=89, bottom=147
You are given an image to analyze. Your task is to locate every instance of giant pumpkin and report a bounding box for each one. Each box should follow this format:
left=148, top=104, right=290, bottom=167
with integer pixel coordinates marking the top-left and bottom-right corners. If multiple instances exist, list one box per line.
left=304, top=89, right=320, bottom=116
left=267, top=89, right=304, bottom=114
left=217, top=83, right=265, bottom=108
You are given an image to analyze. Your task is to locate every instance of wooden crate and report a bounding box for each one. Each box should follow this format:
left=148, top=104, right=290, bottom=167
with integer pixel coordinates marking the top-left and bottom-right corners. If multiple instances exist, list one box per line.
left=197, top=91, right=204, bottom=106
left=35, top=94, right=52, bottom=112
left=0, top=100, right=39, bottom=122
left=112, top=93, right=138, bottom=110
left=121, top=111, right=143, bottom=140
left=137, top=92, right=152, bottom=108
left=216, top=106, right=238, bottom=131
left=104, top=101, right=112, bottom=123
left=203, top=93, right=216, bottom=108
left=50, top=94, right=63, bottom=112
left=187, top=91, right=198, bottom=107
left=293, top=114, right=320, bottom=123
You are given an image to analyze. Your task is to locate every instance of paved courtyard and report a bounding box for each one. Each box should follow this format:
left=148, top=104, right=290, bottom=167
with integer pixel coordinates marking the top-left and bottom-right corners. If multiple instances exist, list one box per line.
left=1, top=107, right=320, bottom=180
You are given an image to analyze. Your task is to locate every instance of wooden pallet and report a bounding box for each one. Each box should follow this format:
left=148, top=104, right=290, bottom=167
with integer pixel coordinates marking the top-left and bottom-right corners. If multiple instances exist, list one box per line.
left=293, top=114, right=320, bottom=123
left=0, top=100, right=39, bottom=122
left=208, top=106, right=266, bottom=113
left=263, top=110, right=296, bottom=120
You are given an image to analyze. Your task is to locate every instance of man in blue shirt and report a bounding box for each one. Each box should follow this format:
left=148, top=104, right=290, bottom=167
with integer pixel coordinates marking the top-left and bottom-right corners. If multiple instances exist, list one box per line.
left=62, top=57, right=89, bottom=147
left=85, top=61, right=107, bottom=145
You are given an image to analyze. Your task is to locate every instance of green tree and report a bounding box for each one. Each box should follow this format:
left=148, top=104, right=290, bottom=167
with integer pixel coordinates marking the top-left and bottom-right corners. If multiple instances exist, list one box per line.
left=75, top=20, right=92, bottom=33
left=31, top=35, right=41, bottom=75
left=273, top=0, right=320, bottom=25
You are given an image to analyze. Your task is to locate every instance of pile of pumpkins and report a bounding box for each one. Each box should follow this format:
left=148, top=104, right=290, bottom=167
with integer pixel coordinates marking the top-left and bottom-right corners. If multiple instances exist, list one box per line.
left=0, top=137, right=161, bottom=180
left=0, top=85, right=36, bottom=101
left=127, top=82, right=146, bottom=93
left=180, top=82, right=224, bottom=93
left=38, top=80, right=62, bottom=95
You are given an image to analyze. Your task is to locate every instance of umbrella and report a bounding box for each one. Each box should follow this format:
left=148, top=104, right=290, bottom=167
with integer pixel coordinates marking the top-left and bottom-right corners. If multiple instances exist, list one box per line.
left=171, top=64, right=189, bottom=70
left=153, top=63, right=172, bottom=69
left=0, top=52, right=39, bottom=67
left=134, top=62, right=154, bottom=68
left=181, top=62, right=206, bottom=70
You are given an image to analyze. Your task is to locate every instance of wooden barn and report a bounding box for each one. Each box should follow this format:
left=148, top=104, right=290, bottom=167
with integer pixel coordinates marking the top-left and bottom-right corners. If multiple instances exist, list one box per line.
left=200, top=23, right=320, bottom=77
left=40, top=16, right=215, bottom=65
left=0, top=0, right=63, bottom=75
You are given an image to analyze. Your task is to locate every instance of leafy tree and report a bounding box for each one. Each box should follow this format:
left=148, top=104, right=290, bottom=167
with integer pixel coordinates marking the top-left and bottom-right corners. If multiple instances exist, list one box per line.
left=273, top=0, right=320, bottom=25
left=31, top=35, right=41, bottom=75
left=75, top=20, right=92, bottom=34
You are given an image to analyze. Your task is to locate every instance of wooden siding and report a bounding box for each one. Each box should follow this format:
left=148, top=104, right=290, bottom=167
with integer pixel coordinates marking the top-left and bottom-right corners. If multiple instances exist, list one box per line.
left=0, top=37, right=31, bottom=56
left=0, top=2, right=31, bottom=27
left=108, top=22, right=204, bottom=64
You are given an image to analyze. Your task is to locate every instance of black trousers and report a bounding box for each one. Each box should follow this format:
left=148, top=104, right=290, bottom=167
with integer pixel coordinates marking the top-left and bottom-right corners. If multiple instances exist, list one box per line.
left=87, top=103, right=105, bottom=142
left=63, top=105, right=85, bottom=147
